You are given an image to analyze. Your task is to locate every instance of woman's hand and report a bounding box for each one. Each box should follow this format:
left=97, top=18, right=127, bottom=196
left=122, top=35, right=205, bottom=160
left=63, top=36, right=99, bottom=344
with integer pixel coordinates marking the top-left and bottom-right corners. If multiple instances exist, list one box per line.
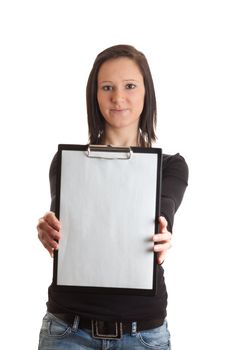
left=153, top=216, right=172, bottom=264
left=37, top=212, right=61, bottom=257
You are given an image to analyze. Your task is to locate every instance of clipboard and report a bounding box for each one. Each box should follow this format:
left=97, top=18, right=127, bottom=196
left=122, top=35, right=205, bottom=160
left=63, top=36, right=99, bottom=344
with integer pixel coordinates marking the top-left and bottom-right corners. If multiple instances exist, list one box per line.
left=53, top=144, right=162, bottom=296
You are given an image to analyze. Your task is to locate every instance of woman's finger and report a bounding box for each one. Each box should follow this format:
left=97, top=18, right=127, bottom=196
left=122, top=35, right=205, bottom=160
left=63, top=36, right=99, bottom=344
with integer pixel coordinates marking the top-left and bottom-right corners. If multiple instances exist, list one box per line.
left=37, top=212, right=61, bottom=257
left=153, top=232, right=171, bottom=243
left=37, top=217, right=61, bottom=240
left=154, top=241, right=171, bottom=253
left=157, top=251, right=166, bottom=265
left=43, top=212, right=61, bottom=230
left=39, top=230, right=59, bottom=249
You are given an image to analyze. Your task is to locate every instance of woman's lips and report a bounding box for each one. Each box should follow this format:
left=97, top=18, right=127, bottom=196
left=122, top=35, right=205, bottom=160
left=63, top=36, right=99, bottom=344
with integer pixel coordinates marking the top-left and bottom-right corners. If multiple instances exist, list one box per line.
left=110, top=108, right=128, bottom=113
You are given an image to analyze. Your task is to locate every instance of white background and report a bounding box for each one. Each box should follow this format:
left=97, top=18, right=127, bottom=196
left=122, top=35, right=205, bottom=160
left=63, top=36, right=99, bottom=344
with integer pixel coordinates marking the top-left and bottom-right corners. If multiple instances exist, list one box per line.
left=0, top=1, right=232, bottom=348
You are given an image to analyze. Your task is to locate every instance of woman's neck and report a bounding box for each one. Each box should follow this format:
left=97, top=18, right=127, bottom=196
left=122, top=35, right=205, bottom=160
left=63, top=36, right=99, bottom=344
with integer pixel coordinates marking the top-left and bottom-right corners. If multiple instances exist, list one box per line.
left=103, top=126, right=139, bottom=147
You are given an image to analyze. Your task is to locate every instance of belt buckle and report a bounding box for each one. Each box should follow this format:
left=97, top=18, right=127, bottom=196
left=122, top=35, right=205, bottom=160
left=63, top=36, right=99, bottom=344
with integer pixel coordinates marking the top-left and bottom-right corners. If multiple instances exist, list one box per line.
left=91, top=320, right=123, bottom=340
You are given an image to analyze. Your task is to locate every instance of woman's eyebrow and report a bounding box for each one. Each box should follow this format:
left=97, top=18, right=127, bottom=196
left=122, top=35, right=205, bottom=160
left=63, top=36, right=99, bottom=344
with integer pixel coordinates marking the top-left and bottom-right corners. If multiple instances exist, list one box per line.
left=99, top=79, right=139, bottom=83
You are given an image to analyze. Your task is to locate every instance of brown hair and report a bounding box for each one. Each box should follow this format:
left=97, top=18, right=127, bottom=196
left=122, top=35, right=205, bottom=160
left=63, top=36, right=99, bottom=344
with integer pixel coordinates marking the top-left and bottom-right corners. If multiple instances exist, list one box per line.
left=86, top=44, right=157, bottom=147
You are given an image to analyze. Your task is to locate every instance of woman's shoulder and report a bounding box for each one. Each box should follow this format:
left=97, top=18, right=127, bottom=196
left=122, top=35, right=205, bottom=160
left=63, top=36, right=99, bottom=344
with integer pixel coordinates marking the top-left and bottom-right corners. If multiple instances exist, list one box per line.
left=162, top=153, right=189, bottom=184
left=162, top=152, right=187, bottom=165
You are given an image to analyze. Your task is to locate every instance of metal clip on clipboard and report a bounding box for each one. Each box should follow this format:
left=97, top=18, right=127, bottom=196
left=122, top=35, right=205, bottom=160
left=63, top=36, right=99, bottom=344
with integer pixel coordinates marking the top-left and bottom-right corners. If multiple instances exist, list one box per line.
left=86, top=145, right=133, bottom=160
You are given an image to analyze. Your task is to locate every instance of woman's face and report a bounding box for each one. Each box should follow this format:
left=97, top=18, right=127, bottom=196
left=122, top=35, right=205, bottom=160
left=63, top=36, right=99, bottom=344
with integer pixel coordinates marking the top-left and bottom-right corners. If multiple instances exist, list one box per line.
left=97, top=57, right=145, bottom=131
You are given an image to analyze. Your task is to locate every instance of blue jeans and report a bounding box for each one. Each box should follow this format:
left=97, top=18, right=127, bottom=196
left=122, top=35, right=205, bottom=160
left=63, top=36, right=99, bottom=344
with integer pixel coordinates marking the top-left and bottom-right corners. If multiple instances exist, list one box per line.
left=38, top=312, right=171, bottom=349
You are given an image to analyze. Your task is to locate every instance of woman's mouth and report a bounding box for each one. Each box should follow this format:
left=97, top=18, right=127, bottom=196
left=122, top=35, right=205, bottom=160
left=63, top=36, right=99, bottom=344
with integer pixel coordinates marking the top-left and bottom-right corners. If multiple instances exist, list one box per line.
left=110, top=108, right=128, bottom=113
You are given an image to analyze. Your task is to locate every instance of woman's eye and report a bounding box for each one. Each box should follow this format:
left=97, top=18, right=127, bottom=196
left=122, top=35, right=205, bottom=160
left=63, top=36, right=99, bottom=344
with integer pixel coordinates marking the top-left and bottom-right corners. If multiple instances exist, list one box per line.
left=126, top=83, right=136, bottom=89
left=102, top=85, right=113, bottom=91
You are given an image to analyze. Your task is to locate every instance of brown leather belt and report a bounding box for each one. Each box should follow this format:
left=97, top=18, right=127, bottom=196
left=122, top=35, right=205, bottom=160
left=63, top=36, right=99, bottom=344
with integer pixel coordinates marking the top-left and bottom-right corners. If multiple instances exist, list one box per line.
left=53, top=313, right=164, bottom=340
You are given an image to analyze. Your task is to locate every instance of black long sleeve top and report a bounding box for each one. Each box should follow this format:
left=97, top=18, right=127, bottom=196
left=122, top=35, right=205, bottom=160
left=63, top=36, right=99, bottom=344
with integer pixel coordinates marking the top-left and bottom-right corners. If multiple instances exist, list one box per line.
left=46, top=152, right=188, bottom=322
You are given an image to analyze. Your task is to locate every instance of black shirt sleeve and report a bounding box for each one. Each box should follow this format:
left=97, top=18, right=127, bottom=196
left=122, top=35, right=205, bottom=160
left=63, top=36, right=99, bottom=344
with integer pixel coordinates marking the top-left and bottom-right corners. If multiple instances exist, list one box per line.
left=160, top=153, right=189, bottom=233
left=49, top=152, right=58, bottom=213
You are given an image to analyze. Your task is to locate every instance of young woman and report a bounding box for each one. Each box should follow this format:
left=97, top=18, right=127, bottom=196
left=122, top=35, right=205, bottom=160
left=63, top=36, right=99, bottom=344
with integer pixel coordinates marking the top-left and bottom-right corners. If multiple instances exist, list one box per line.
left=37, top=44, right=188, bottom=349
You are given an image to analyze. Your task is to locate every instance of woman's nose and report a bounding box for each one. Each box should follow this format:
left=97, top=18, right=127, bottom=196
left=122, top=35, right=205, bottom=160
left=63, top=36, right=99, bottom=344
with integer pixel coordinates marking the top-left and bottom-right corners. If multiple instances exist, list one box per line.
left=111, top=89, right=125, bottom=104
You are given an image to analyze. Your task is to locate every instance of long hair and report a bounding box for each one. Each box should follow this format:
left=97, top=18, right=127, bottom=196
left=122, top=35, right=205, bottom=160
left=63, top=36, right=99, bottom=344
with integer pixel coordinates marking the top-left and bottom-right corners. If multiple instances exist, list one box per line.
left=86, top=44, right=157, bottom=147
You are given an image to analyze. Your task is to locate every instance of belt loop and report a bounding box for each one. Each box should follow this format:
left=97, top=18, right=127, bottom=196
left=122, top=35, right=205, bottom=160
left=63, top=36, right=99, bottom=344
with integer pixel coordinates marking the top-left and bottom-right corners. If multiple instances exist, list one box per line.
left=131, top=321, right=137, bottom=336
left=72, top=315, right=80, bottom=331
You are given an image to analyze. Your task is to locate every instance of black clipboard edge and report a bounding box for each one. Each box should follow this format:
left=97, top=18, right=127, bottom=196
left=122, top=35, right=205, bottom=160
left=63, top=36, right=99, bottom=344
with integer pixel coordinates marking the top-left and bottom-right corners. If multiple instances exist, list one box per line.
left=51, top=284, right=157, bottom=297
